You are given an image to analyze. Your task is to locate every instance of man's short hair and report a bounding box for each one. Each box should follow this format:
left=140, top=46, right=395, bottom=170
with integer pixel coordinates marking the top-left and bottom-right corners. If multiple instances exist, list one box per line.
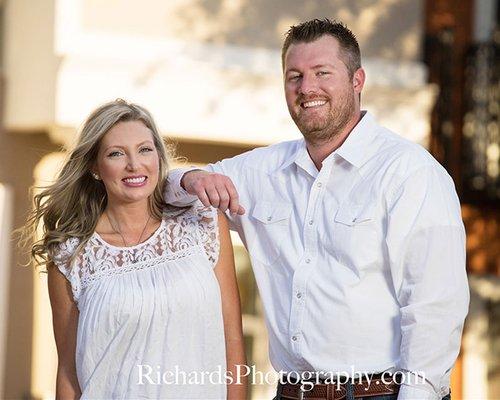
left=281, top=18, right=361, bottom=78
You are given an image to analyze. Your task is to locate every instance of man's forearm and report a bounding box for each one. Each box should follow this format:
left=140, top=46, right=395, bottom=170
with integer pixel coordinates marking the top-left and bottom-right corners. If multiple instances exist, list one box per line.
left=164, top=167, right=204, bottom=206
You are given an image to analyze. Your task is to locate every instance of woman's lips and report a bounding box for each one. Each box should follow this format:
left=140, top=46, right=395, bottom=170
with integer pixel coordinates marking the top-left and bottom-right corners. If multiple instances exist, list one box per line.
left=122, top=176, right=148, bottom=187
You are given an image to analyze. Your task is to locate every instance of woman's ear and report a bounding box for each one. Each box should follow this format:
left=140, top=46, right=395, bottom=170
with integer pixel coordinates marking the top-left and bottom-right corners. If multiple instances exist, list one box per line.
left=90, top=165, right=101, bottom=180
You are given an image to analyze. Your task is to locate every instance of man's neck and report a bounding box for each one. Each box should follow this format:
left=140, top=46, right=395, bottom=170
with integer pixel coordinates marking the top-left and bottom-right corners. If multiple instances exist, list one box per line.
left=306, top=110, right=363, bottom=171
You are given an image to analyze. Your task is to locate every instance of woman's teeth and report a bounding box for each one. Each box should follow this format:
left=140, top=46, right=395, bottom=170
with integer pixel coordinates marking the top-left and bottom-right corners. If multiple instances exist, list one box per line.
left=123, top=177, right=146, bottom=183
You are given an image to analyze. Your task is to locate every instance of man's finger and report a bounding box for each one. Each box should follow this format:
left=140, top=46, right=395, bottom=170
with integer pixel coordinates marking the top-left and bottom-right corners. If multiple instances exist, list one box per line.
left=205, top=185, right=221, bottom=208
left=218, top=190, right=230, bottom=212
left=196, top=188, right=211, bottom=208
left=236, top=205, right=246, bottom=215
left=225, top=180, right=240, bottom=215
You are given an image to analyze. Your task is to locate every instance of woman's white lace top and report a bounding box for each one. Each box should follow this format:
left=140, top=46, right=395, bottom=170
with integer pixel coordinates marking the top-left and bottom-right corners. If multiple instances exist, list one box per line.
left=53, top=203, right=226, bottom=399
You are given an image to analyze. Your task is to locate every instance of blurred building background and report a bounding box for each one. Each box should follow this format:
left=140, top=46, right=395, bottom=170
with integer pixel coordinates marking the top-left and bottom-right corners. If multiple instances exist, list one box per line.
left=0, top=0, right=498, bottom=399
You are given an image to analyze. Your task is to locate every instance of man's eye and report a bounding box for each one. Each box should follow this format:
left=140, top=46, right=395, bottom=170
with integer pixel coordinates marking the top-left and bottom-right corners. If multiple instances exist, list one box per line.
left=288, top=75, right=301, bottom=82
left=317, top=71, right=329, bottom=76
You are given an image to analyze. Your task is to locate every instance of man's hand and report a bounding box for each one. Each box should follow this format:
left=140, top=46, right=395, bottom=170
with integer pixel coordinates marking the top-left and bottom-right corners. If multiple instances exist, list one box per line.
left=181, top=170, right=245, bottom=215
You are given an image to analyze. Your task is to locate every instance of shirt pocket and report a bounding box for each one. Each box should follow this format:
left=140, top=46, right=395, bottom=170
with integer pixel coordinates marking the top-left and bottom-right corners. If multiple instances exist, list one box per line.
left=247, top=201, right=292, bottom=265
left=322, top=203, right=380, bottom=271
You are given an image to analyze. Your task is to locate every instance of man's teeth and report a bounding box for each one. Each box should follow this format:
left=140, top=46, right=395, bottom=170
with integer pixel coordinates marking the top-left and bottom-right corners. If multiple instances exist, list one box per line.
left=124, top=177, right=146, bottom=183
left=303, top=100, right=327, bottom=108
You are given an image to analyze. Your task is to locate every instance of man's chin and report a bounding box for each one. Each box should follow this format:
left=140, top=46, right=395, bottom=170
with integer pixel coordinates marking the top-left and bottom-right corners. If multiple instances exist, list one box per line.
left=297, top=121, right=329, bottom=137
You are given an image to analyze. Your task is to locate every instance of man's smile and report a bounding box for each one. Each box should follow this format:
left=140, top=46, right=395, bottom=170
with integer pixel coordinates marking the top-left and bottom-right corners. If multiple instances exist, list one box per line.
left=301, top=100, right=328, bottom=109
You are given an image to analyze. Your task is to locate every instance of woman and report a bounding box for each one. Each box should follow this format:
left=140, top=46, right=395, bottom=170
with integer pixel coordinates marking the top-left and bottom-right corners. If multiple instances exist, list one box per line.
left=25, top=99, right=247, bottom=399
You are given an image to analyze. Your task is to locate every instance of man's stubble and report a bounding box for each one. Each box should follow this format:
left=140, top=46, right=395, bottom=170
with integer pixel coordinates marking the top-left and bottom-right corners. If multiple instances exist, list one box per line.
left=291, top=88, right=356, bottom=146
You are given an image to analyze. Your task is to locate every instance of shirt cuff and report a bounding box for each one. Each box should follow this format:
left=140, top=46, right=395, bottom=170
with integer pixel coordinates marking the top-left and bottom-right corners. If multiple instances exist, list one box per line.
left=164, top=167, right=201, bottom=205
left=397, top=383, right=442, bottom=400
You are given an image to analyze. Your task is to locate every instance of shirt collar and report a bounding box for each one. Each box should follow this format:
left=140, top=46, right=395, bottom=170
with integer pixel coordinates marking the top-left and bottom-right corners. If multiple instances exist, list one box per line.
left=278, top=111, right=380, bottom=174
left=277, top=140, right=319, bottom=177
left=278, top=140, right=306, bottom=171
left=335, top=111, right=379, bottom=169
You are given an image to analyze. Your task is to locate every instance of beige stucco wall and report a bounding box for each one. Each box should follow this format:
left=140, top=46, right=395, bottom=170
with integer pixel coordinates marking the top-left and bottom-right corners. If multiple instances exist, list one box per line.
left=3, top=0, right=59, bottom=131
left=81, top=0, right=424, bottom=61
left=4, top=0, right=432, bottom=149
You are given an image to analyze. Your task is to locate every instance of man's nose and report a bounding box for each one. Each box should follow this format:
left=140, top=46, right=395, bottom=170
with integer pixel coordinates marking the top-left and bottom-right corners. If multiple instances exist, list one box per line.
left=299, top=73, right=319, bottom=95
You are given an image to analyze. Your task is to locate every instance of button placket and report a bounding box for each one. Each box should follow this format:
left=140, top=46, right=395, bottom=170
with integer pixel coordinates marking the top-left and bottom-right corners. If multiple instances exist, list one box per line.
left=303, top=172, right=329, bottom=260
left=289, top=171, right=330, bottom=359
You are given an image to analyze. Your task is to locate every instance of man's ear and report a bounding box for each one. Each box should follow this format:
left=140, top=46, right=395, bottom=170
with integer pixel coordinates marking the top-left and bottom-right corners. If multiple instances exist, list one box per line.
left=353, top=67, right=365, bottom=94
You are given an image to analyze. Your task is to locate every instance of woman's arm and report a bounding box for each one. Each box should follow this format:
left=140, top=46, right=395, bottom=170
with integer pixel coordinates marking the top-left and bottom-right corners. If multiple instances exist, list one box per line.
left=47, top=263, right=81, bottom=399
left=213, top=211, right=248, bottom=400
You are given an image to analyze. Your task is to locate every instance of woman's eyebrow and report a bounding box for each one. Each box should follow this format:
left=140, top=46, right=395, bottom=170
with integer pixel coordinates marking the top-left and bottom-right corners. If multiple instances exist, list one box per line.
left=103, top=140, right=154, bottom=152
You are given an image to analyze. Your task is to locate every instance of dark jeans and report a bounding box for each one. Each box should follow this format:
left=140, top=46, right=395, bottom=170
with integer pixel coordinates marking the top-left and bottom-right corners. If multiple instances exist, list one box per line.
left=273, top=383, right=452, bottom=400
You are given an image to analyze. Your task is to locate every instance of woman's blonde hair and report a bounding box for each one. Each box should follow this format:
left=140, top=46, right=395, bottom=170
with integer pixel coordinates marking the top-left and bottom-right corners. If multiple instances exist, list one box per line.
left=24, top=99, right=170, bottom=269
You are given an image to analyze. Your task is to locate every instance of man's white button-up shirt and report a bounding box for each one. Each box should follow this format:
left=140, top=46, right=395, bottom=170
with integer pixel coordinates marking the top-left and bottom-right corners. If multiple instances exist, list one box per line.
left=166, top=112, right=469, bottom=399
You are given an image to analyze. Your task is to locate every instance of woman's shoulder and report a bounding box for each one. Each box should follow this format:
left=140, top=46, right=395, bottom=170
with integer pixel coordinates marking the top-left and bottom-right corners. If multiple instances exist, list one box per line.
left=53, top=236, right=80, bottom=262
left=51, top=236, right=81, bottom=277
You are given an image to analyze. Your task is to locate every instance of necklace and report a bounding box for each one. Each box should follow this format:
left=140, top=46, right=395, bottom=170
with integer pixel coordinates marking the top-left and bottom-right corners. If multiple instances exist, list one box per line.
left=105, top=212, right=152, bottom=247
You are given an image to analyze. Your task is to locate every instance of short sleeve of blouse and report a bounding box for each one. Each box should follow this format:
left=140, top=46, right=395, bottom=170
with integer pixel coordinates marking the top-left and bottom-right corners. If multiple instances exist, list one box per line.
left=192, top=202, right=220, bottom=268
left=52, top=237, right=82, bottom=301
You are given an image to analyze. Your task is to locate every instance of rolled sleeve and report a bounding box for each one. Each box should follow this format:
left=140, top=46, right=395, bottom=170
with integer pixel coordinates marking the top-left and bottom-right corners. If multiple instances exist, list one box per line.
left=164, top=167, right=202, bottom=206
left=164, top=154, right=252, bottom=230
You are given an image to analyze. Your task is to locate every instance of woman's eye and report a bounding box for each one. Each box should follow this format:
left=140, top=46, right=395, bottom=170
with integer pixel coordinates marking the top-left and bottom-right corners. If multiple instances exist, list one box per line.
left=108, top=151, right=123, bottom=157
left=140, top=147, right=153, bottom=153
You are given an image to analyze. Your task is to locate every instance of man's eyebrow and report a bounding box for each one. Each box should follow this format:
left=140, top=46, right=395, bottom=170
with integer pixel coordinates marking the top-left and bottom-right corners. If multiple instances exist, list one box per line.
left=285, top=64, right=336, bottom=74
left=311, top=63, right=335, bottom=69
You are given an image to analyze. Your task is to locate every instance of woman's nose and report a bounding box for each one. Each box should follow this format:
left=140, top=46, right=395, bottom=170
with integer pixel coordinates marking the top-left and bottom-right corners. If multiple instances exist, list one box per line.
left=126, top=156, right=139, bottom=171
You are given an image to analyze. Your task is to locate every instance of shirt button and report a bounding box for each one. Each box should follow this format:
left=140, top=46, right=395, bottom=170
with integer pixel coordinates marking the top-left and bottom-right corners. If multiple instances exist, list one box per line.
left=296, top=292, right=302, bottom=299
left=317, top=182, right=323, bottom=187
left=292, top=335, right=298, bottom=341
left=305, top=258, right=311, bottom=264
left=308, top=220, right=313, bottom=225
left=267, top=216, right=272, bottom=221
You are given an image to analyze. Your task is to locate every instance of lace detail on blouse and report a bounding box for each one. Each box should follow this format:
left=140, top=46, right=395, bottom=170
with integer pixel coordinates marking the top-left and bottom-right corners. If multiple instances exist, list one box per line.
left=52, top=202, right=219, bottom=302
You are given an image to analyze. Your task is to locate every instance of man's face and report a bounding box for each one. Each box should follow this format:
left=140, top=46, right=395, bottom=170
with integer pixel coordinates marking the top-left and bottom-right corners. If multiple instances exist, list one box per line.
left=283, top=35, right=362, bottom=144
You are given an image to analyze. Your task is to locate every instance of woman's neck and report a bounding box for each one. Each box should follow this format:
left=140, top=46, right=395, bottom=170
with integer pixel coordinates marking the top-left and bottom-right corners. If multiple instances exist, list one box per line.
left=104, top=200, right=152, bottom=232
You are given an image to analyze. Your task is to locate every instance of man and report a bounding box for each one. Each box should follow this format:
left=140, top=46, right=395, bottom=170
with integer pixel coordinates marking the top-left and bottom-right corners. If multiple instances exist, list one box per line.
left=165, top=19, right=469, bottom=400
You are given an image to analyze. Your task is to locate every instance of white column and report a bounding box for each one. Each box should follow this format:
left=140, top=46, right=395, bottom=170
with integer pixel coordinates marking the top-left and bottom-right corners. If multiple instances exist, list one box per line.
left=0, top=183, right=14, bottom=399
left=30, top=153, right=66, bottom=400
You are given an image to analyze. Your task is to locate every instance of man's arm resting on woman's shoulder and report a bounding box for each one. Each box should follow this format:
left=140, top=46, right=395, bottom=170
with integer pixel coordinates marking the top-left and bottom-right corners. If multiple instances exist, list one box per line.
left=165, top=164, right=245, bottom=215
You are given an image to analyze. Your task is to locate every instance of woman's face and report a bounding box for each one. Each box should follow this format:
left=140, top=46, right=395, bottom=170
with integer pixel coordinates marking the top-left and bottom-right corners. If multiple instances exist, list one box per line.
left=94, top=120, right=160, bottom=207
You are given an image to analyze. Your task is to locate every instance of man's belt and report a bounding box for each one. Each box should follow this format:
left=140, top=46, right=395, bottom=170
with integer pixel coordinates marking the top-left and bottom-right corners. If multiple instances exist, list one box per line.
left=278, top=375, right=400, bottom=400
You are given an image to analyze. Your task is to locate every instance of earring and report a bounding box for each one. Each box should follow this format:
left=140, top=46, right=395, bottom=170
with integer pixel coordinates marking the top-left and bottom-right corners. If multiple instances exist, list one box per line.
left=91, top=172, right=101, bottom=180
